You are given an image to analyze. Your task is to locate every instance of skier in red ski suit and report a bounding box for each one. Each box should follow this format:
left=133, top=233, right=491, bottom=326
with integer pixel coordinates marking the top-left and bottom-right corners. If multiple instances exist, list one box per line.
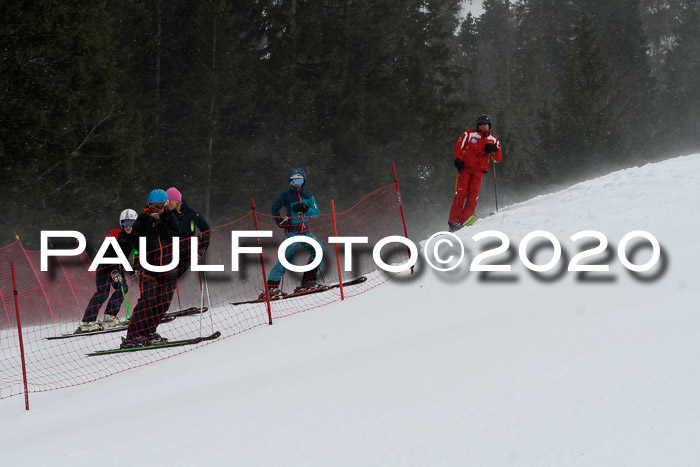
left=448, top=114, right=503, bottom=231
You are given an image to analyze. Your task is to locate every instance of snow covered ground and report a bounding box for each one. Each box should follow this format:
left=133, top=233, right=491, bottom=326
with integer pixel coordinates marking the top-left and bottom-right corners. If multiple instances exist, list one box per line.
left=2, top=154, right=700, bottom=466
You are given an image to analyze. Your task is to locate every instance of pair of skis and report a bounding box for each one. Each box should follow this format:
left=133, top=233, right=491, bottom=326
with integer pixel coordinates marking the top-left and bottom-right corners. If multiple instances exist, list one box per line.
left=86, top=331, right=222, bottom=356
left=230, top=276, right=367, bottom=306
left=46, top=306, right=208, bottom=340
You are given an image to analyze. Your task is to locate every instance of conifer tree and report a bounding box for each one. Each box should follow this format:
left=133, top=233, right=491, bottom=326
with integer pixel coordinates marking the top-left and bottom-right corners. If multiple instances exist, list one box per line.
left=664, top=1, right=700, bottom=152
left=1, top=0, right=142, bottom=245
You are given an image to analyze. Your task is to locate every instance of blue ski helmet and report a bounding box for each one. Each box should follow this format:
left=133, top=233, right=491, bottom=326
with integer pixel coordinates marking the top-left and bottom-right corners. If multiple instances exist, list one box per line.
left=147, top=189, right=168, bottom=203
left=288, top=168, right=307, bottom=188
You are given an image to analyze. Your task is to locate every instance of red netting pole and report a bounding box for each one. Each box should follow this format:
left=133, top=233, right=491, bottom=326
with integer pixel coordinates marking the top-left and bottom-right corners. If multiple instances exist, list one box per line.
left=11, top=262, right=30, bottom=410
left=331, top=200, right=345, bottom=300
left=175, top=283, right=182, bottom=309
left=251, top=198, right=273, bottom=325
left=391, top=161, right=414, bottom=274
left=18, top=237, right=55, bottom=319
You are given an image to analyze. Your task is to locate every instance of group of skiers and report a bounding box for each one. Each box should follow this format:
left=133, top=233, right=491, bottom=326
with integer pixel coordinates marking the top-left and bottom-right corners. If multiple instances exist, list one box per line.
left=79, top=168, right=323, bottom=349
left=78, top=186, right=211, bottom=349
left=78, top=114, right=500, bottom=349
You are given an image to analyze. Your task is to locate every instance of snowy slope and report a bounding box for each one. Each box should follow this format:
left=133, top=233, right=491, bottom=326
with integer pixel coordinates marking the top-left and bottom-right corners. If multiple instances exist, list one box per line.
left=2, top=154, right=700, bottom=466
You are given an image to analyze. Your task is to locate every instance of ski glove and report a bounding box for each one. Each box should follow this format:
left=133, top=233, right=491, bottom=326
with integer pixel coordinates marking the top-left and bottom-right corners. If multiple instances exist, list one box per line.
left=454, top=159, right=465, bottom=171
left=484, top=143, right=498, bottom=153
left=110, top=269, right=123, bottom=284
left=278, top=217, right=291, bottom=228
left=292, top=203, right=309, bottom=213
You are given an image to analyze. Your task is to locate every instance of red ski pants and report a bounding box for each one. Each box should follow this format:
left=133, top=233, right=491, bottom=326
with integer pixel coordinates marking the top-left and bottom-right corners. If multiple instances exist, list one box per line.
left=448, top=170, right=484, bottom=224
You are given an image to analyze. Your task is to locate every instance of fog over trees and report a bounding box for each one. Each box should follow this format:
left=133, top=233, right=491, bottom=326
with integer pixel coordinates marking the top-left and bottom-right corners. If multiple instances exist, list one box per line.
left=2, top=0, right=698, bottom=248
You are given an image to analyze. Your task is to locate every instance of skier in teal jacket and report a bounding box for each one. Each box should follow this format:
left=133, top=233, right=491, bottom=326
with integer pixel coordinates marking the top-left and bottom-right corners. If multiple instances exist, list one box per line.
left=262, top=168, right=324, bottom=297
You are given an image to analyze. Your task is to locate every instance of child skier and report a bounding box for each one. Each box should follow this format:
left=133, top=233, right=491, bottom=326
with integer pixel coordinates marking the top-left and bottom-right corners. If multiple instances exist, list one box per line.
left=76, top=209, right=137, bottom=332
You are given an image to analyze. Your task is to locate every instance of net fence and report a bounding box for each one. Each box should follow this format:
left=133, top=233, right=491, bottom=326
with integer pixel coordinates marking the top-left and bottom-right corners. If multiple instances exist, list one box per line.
left=1, top=182, right=410, bottom=399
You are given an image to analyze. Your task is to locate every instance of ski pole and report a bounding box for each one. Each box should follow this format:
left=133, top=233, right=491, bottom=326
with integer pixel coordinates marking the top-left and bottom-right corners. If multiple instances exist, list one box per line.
left=198, top=270, right=214, bottom=337
left=198, top=253, right=206, bottom=336
left=199, top=271, right=205, bottom=337
left=194, top=246, right=213, bottom=336
left=196, top=249, right=212, bottom=334
left=318, top=265, right=327, bottom=285
left=175, top=282, right=182, bottom=310
left=124, top=281, right=133, bottom=322
left=126, top=250, right=137, bottom=321
left=119, top=282, right=127, bottom=311
left=491, top=154, right=499, bottom=213
left=450, top=172, right=460, bottom=223
left=197, top=249, right=205, bottom=292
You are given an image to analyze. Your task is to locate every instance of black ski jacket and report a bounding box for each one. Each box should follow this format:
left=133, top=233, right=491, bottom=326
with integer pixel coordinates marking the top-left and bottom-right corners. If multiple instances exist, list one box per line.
left=130, top=208, right=180, bottom=269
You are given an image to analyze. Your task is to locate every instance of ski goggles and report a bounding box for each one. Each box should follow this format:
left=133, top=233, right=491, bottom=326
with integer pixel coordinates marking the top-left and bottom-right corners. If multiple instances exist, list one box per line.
left=148, top=202, right=166, bottom=209
left=289, top=176, right=304, bottom=187
left=120, top=219, right=135, bottom=228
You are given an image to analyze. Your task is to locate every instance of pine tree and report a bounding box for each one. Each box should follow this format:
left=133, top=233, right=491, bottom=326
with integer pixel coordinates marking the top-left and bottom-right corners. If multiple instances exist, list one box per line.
left=552, top=13, right=619, bottom=179
left=0, top=0, right=142, bottom=246
left=639, top=0, right=687, bottom=81
left=664, top=1, right=700, bottom=152
left=455, top=13, right=480, bottom=103
left=587, top=0, right=655, bottom=160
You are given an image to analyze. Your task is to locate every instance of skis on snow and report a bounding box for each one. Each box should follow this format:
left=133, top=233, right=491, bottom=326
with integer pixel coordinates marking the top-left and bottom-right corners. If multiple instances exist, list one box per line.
left=231, top=276, right=367, bottom=306
left=46, top=324, right=129, bottom=339
left=86, top=331, right=221, bottom=356
left=162, top=306, right=208, bottom=321
left=45, top=306, right=208, bottom=340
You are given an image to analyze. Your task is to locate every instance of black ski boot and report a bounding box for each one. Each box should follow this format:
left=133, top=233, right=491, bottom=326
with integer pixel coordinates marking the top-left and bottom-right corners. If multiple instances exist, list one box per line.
left=448, top=222, right=462, bottom=233
left=258, top=280, right=282, bottom=299
left=146, top=332, right=168, bottom=345
left=295, top=269, right=322, bottom=293
left=120, top=334, right=150, bottom=349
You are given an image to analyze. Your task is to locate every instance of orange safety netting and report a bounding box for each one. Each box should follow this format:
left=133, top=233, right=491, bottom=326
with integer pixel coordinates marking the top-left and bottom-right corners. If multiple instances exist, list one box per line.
left=1, top=182, right=411, bottom=399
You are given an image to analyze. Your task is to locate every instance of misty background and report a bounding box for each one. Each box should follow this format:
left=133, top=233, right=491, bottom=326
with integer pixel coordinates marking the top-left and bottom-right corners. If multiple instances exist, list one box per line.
left=1, top=0, right=698, bottom=252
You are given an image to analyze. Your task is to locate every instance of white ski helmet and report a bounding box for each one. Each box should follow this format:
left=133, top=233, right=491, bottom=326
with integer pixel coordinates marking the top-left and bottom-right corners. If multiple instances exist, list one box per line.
left=119, top=208, right=137, bottom=227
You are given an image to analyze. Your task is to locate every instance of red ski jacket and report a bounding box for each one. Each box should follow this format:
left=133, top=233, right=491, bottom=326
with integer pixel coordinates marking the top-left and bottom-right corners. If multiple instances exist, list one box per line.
left=454, top=129, right=503, bottom=173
